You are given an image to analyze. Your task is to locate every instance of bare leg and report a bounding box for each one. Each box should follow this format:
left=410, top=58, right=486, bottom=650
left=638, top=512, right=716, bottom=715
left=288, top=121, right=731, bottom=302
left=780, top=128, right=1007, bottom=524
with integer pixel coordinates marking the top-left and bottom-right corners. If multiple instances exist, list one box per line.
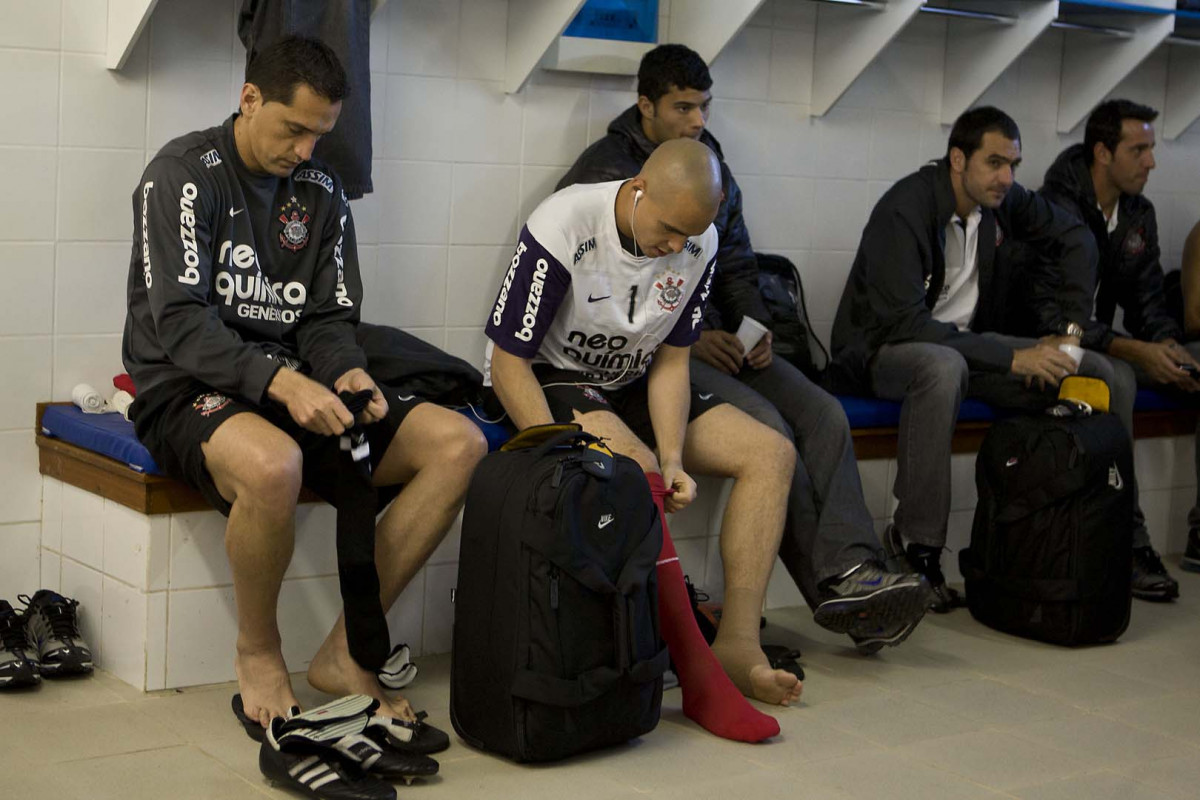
left=683, top=405, right=802, bottom=706
left=203, top=413, right=305, bottom=730
left=307, top=405, right=487, bottom=719
left=571, top=410, right=779, bottom=741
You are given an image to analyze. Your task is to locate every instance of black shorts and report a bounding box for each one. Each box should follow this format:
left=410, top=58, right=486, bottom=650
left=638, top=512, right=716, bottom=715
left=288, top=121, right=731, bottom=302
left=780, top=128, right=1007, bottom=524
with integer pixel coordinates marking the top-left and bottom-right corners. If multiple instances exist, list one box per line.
left=131, top=377, right=425, bottom=516
left=531, top=366, right=724, bottom=450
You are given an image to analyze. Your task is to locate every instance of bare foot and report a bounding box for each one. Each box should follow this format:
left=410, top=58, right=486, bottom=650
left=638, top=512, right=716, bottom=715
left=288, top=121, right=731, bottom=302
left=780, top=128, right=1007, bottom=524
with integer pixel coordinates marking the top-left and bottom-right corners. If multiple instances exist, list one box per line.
left=711, top=641, right=803, bottom=706
left=307, top=633, right=416, bottom=722
left=747, top=663, right=803, bottom=706
left=235, top=645, right=299, bottom=731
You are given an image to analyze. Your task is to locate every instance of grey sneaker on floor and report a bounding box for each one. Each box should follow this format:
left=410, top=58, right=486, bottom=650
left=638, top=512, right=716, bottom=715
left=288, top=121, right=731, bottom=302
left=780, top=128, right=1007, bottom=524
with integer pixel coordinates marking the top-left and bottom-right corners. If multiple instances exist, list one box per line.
left=850, top=618, right=920, bottom=655
left=812, top=560, right=932, bottom=636
left=20, top=590, right=92, bottom=676
left=0, top=600, right=40, bottom=688
left=1131, top=546, right=1179, bottom=602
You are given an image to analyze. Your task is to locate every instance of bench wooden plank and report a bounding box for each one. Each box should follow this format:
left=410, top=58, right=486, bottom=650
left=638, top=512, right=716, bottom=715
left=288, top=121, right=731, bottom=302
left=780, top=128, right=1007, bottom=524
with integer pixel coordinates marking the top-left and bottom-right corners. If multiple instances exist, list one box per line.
left=37, top=402, right=1197, bottom=515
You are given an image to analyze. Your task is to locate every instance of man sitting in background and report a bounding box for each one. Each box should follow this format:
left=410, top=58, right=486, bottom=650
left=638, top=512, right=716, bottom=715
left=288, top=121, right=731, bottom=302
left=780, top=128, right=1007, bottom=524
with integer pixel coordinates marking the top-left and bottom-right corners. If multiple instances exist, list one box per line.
left=830, top=106, right=1123, bottom=611
left=558, top=43, right=932, bottom=650
left=1046, top=100, right=1200, bottom=594
left=123, top=37, right=486, bottom=731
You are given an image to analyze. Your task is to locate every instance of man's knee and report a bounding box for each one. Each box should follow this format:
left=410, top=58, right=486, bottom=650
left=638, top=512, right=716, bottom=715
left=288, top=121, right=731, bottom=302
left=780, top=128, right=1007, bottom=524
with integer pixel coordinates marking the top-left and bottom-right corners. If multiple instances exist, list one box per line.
left=913, top=347, right=970, bottom=397
left=215, top=435, right=303, bottom=511
left=737, top=419, right=796, bottom=483
left=574, top=410, right=658, bottom=473
left=423, top=411, right=489, bottom=470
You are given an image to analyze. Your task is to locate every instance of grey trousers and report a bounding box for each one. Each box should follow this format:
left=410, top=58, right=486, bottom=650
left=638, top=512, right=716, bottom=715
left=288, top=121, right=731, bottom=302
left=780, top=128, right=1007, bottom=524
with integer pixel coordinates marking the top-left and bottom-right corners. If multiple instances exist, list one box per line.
left=1111, top=340, right=1200, bottom=535
left=690, top=357, right=878, bottom=605
left=869, top=333, right=1150, bottom=549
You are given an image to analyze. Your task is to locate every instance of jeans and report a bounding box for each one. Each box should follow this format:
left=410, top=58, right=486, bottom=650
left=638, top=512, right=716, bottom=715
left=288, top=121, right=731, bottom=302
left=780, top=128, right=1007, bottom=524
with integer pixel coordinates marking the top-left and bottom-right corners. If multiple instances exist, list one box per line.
left=691, top=356, right=878, bottom=605
left=1115, top=340, right=1200, bottom=537
left=868, top=333, right=1149, bottom=549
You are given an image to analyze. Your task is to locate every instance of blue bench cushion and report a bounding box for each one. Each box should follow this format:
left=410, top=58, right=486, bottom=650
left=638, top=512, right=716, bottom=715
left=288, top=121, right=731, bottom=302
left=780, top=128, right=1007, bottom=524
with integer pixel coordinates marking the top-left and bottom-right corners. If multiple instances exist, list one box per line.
left=1133, top=387, right=1189, bottom=412
left=836, top=395, right=998, bottom=429
left=41, top=405, right=162, bottom=474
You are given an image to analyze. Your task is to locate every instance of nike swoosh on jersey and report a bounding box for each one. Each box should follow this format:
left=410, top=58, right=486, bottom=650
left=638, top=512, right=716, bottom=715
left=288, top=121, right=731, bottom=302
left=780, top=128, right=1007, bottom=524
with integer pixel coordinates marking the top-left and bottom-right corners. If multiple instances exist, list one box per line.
left=587, top=294, right=611, bottom=303
left=229, top=207, right=244, bottom=217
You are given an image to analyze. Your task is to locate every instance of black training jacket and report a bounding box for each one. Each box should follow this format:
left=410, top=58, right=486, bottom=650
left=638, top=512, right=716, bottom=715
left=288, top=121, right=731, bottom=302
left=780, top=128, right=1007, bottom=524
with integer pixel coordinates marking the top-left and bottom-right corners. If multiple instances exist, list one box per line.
left=123, top=115, right=367, bottom=403
left=828, top=159, right=1097, bottom=393
left=1041, top=143, right=1181, bottom=350
left=555, top=105, right=770, bottom=332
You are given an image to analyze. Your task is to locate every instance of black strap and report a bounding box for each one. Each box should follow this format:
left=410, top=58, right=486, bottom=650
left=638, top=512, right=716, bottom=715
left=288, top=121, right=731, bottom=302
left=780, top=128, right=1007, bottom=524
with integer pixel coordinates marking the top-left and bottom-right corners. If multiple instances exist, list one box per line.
left=510, top=647, right=670, bottom=708
left=334, top=389, right=390, bottom=672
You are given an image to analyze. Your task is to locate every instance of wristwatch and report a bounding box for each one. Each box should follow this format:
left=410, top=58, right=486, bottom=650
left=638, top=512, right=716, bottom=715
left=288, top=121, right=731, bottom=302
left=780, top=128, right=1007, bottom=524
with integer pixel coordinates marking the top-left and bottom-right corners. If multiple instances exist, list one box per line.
left=1058, top=321, right=1083, bottom=339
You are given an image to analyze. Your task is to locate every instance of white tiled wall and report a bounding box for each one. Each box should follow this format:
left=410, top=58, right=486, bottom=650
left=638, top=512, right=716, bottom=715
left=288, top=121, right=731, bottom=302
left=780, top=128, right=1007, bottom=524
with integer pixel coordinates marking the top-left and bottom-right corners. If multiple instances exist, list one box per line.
left=4, top=0, right=1200, bottom=682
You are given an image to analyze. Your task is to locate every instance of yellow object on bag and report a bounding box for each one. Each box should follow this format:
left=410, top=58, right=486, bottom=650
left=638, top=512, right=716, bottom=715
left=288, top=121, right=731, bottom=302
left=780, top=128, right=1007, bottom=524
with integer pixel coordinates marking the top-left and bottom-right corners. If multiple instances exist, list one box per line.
left=1058, top=376, right=1110, bottom=415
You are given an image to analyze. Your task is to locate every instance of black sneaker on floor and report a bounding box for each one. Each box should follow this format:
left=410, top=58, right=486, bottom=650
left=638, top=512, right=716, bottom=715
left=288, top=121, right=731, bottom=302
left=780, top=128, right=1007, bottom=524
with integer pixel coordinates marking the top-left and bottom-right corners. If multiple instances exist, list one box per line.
left=19, top=590, right=93, bottom=676
left=812, top=560, right=932, bottom=636
left=0, top=600, right=40, bottom=689
left=1131, top=546, right=1180, bottom=602
left=1182, top=529, right=1200, bottom=574
left=882, top=526, right=964, bottom=613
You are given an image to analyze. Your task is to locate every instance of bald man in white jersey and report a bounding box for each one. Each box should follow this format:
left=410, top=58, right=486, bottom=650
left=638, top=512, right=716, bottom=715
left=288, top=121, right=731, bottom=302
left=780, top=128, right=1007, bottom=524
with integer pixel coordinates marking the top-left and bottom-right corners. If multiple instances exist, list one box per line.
left=485, top=139, right=800, bottom=743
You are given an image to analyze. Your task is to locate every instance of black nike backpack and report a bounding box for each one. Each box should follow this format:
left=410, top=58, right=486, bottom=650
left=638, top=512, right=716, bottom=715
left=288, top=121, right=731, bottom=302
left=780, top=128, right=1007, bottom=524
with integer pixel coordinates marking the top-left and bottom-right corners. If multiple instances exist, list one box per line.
left=450, top=426, right=668, bottom=762
left=959, top=412, right=1134, bottom=646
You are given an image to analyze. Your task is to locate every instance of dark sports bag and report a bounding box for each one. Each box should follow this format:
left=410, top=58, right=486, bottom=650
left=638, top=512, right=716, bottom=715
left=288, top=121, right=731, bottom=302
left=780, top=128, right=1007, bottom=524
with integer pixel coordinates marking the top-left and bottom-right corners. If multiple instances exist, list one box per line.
left=756, top=252, right=829, bottom=381
left=450, top=425, right=668, bottom=762
left=960, top=412, right=1134, bottom=646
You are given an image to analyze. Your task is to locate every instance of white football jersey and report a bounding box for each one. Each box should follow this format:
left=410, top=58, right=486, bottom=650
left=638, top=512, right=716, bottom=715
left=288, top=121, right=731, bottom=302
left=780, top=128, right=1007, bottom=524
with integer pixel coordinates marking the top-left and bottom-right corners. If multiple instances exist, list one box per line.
left=484, top=180, right=717, bottom=388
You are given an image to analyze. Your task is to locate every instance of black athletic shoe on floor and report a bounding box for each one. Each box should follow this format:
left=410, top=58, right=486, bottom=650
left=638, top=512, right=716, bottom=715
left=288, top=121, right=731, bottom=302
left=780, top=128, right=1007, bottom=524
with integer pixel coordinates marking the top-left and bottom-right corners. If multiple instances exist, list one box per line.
left=812, top=561, right=932, bottom=636
left=260, top=742, right=396, bottom=800
left=1131, top=546, right=1180, bottom=602
left=19, top=590, right=93, bottom=676
left=882, top=526, right=964, bottom=613
left=1182, top=529, right=1200, bottom=574
left=0, top=600, right=40, bottom=689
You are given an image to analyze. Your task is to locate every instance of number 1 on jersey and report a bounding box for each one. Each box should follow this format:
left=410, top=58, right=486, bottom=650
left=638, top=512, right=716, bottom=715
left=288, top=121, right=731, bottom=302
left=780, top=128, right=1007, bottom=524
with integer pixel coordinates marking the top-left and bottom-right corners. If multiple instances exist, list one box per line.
left=628, top=285, right=638, bottom=323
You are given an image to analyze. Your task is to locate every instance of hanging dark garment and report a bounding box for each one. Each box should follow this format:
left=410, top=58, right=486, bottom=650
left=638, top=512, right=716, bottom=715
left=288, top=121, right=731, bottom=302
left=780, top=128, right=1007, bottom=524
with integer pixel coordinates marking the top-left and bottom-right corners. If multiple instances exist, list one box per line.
left=238, top=0, right=374, bottom=198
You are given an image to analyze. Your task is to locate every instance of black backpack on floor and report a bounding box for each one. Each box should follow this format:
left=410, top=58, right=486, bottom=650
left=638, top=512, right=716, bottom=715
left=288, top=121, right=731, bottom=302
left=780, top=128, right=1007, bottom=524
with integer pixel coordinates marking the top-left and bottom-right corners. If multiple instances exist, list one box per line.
left=959, top=412, right=1134, bottom=646
left=450, top=426, right=668, bottom=762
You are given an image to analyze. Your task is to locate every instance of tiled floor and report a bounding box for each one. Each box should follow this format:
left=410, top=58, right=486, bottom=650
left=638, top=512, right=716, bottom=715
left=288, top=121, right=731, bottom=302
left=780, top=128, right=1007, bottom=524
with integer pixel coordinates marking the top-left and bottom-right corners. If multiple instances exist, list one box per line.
left=4, top=559, right=1198, bottom=800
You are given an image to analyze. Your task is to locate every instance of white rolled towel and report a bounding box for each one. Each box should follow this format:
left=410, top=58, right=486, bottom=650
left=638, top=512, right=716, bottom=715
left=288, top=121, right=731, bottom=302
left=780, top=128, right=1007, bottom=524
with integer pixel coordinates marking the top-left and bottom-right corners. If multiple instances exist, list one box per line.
left=71, top=383, right=110, bottom=414
left=110, top=390, right=135, bottom=421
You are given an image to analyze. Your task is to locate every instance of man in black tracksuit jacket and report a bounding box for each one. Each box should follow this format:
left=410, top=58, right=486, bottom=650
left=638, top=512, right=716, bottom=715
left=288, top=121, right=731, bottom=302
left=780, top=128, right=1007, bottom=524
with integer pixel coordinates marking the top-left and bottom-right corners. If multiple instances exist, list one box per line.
left=558, top=44, right=933, bottom=651
left=831, top=107, right=1132, bottom=611
left=122, top=38, right=485, bottom=731
left=1037, top=99, right=1197, bottom=600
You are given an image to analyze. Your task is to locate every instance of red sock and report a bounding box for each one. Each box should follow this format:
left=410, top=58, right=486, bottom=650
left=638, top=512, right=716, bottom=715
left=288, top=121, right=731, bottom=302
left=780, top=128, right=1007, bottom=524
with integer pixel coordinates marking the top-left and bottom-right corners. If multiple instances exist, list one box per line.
left=645, top=472, right=778, bottom=743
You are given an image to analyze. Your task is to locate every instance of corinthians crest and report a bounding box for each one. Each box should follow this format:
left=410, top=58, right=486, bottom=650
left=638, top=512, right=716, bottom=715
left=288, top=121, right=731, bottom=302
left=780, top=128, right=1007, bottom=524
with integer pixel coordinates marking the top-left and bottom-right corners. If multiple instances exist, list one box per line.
left=654, top=271, right=686, bottom=312
left=278, top=196, right=310, bottom=252
left=1124, top=226, right=1146, bottom=256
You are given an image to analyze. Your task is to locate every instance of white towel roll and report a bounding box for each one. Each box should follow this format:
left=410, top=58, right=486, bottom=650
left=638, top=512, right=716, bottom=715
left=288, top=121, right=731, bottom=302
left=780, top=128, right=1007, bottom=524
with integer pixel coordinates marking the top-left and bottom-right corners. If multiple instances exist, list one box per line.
left=71, top=383, right=109, bottom=414
left=110, top=390, right=135, bottom=421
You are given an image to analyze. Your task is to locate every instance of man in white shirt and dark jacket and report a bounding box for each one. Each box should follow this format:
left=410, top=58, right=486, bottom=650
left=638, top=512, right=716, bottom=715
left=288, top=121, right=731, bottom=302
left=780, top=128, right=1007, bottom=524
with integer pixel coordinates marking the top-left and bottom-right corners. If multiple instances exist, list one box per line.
left=830, top=106, right=1130, bottom=612
left=1034, top=99, right=1198, bottom=601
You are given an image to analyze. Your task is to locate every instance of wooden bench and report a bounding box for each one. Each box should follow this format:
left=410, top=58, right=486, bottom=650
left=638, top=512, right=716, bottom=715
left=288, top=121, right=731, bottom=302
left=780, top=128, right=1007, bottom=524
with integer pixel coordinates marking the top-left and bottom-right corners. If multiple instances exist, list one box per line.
left=39, top=400, right=1198, bottom=515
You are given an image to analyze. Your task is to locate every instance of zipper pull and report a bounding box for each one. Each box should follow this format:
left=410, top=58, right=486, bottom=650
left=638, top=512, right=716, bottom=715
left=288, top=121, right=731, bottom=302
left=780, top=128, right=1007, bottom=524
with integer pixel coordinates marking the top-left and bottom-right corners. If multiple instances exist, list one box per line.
left=551, top=459, right=565, bottom=489
left=549, top=567, right=560, bottom=610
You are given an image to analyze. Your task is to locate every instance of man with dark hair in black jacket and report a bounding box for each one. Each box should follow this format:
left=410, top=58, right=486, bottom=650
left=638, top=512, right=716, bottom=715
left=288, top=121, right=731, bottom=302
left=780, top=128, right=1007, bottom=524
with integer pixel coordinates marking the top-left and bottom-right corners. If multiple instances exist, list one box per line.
left=831, top=106, right=1128, bottom=612
left=558, top=44, right=934, bottom=652
left=123, top=37, right=487, bottom=731
left=1039, top=99, right=1196, bottom=600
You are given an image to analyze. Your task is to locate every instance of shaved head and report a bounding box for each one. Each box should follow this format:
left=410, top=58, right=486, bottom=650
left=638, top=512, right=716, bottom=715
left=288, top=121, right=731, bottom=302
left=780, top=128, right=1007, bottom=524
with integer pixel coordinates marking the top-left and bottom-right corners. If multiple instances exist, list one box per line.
left=639, top=138, right=723, bottom=221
